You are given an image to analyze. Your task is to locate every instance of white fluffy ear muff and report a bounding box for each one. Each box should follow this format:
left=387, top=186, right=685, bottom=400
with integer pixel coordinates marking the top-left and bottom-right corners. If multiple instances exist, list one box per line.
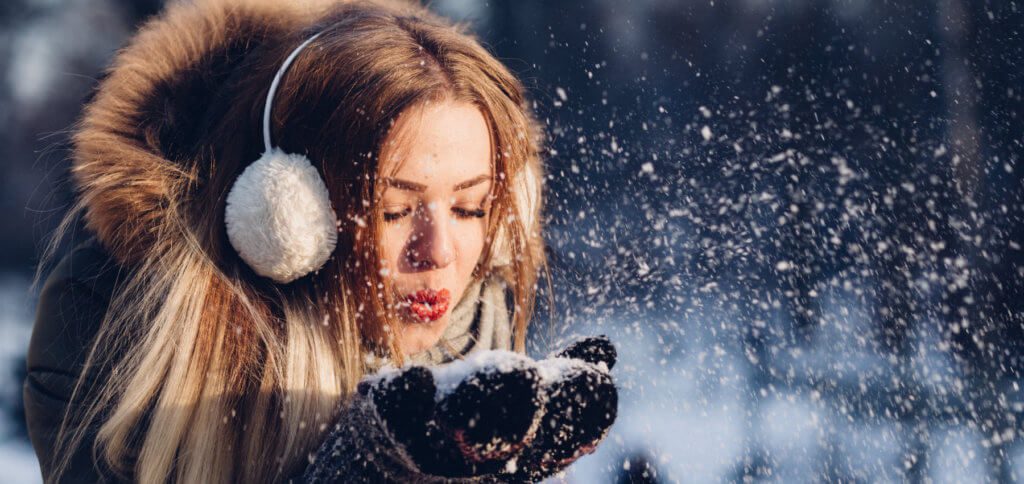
left=224, top=32, right=338, bottom=284
left=225, top=148, right=337, bottom=283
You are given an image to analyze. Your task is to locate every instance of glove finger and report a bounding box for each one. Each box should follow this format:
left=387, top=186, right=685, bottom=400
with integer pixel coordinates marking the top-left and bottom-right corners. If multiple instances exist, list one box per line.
left=557, top=335, right=617, bottom=370
left=371, top=366, right=437, bottom=445
left=534, top=367, right=618, bottom=467
left=436, top=365, right=544, bottom=464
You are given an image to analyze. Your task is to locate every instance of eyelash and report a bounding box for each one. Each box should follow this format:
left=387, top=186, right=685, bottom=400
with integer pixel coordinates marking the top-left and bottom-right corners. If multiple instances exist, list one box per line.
left=382, top=207, right=486, bottom=223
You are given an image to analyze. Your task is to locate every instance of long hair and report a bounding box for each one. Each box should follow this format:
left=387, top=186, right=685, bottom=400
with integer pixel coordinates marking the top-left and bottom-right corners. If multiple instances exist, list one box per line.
left=36, top=0, right=547, bottom=481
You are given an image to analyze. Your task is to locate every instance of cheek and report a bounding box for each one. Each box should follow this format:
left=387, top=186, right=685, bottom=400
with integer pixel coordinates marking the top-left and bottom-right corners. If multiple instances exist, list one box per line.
left=380, top=225, right=407, bottom=269
left=454, top=218, right=488, bottom=269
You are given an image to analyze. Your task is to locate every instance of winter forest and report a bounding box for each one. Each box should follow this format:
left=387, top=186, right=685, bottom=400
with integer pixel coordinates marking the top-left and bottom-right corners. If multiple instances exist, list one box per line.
left=2, top=0, right=1023, bottom=482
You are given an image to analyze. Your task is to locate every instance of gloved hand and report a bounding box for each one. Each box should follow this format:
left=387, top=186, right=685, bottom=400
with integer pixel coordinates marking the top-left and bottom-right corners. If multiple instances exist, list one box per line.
left=303, top=339, right=618, bottom=483
left=509, top=336, right=618, bottom=482
left=370, top=351, right=545, bottom=478
left=303, top=350, right=546, bottom=482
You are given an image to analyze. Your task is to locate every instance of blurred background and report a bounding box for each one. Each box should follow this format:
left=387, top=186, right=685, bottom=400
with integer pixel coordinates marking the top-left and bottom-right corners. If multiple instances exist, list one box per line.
left=1, top=0, right=1022, bottom=482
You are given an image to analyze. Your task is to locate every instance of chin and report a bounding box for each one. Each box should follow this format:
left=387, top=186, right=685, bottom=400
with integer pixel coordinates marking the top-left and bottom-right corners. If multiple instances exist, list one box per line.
left=400, top=314, right=450, bottom=355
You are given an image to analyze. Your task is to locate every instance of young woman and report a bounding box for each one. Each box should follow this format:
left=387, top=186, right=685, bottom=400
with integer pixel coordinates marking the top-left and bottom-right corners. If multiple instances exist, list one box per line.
left=24, top=0, right=617, bottom=482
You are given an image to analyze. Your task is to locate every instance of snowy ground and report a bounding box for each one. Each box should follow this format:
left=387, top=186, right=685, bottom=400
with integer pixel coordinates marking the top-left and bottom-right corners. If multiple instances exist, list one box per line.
left=540, top=281, right=1021, bottom=483
left=555, top=322, right=1003, bottom=483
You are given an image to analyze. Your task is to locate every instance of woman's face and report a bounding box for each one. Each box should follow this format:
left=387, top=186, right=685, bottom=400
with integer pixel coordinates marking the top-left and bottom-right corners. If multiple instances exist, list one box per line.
left=377, top=99, right=493, bottom=355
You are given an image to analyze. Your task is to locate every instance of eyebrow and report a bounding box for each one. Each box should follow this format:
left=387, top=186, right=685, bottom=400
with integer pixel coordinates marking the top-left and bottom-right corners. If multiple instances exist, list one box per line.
left=383, top=174, right=492, bottom=193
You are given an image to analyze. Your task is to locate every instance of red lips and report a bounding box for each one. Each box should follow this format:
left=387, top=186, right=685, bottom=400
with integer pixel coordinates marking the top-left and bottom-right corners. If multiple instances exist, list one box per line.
left=405, top=288, right=451, bottom=322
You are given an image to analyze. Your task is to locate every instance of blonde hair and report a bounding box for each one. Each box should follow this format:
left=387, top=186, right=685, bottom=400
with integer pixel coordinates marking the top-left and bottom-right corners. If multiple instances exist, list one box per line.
left=36, top=0, right=548, bottom=482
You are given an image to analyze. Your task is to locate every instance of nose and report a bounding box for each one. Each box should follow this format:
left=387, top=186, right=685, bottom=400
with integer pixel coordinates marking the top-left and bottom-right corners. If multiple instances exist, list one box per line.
left=406, top=203, right=455, bottom=270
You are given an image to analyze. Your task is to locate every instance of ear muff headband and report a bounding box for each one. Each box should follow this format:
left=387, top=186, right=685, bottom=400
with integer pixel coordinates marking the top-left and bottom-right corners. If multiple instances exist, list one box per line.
left=262, top=31, right=324, bottom=152
left=224, top=32, right=338, bottom=284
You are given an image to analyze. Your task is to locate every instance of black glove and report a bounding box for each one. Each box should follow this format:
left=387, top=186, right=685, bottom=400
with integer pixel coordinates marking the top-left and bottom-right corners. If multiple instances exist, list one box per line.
left=304, top=340, right=618, bottom=483
left=380, top=352, right=545, bottom=477
left=509, top=336, right=619, bottom=483
left=304, top=351, right=545, bottom=482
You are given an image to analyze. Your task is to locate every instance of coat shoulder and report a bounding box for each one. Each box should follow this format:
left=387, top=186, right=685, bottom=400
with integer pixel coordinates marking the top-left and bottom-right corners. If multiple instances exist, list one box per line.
left=24, top=235, right=132, bottom=482
left=43, top=236, right=124, bottom=302
left=27, top=235, right=125, bottom=382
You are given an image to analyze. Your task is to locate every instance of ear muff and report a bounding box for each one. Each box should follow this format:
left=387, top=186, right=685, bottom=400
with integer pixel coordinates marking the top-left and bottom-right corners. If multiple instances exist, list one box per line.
left=224, top=32, right=338, bottom=284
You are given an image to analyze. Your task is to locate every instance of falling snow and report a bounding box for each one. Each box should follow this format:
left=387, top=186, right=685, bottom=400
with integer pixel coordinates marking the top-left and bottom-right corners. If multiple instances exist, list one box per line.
left=0, top=0, right=1022, bottom=482
left=516, top=1, right=1024, bottom=482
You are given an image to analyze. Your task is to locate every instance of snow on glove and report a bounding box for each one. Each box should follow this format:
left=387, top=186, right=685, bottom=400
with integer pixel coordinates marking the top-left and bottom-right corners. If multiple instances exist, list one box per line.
left=509, top=335, right=619, bottom=483
left=303, top=351, right=545, bottom=483
left=417, top=351, right=545, bottom=477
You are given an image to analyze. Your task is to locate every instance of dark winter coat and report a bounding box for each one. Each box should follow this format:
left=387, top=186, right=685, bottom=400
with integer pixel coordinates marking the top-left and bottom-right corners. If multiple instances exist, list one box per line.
left=24, top=236, right=130, bottom=483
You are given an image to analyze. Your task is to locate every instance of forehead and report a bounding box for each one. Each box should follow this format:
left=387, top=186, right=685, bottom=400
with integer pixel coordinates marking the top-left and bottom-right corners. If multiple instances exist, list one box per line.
left=378, top=99, right=493, bottom=187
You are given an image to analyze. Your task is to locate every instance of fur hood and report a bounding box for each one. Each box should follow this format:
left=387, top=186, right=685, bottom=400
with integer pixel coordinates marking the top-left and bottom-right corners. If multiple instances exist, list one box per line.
left=73, top=0, right=328, bottom=267
left=71, top=0, right=539, bottom=272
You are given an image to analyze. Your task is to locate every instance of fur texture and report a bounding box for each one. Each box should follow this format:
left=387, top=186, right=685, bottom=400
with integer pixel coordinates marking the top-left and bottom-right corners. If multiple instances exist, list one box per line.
left=224, top=148, right=338, bottom=283
left=72, top=0, right=333, bottom=267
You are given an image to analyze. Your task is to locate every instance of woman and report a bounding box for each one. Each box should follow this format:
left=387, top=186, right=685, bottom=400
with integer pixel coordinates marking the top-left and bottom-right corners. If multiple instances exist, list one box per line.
left=24, top=0, right=617, bottom=482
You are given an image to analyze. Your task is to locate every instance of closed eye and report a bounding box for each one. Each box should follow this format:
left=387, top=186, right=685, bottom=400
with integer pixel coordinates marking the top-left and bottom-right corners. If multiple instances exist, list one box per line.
left=453, top=207, right=486, bottom=219
left=383, top=208, right=412, bottom=222
left=382, top=207, right=486, bottom=223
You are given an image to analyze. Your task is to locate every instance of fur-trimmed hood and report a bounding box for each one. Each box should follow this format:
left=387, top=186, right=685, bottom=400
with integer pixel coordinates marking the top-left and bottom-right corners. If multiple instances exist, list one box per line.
left=73, top=0, right=541, bottom=274
left=72, top=0, right=335, bottom=267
